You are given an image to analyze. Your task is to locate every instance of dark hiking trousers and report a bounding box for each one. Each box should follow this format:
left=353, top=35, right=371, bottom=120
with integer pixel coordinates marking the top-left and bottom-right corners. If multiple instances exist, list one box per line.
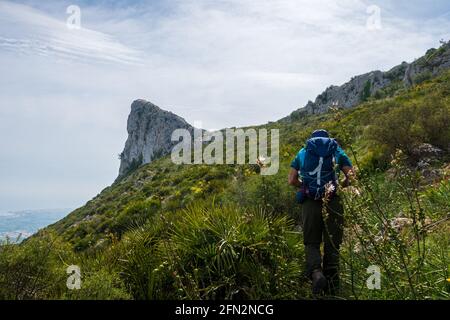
left=301, top=195, right=344, bottom=293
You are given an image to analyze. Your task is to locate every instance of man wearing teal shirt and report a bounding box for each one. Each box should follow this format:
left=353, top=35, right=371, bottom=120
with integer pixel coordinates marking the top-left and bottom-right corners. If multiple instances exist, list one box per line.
left=288, top=129, right=353, bottom=295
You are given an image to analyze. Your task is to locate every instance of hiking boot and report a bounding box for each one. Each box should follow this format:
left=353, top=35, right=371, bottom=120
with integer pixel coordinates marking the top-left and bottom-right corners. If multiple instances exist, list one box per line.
left=311, top=269, right=327, bottom=295
left=324, top=268, right=340, bottom=296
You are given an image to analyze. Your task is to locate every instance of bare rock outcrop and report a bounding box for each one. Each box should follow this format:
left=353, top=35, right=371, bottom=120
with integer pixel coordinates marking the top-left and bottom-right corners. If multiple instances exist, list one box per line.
left=118, top=99, right=194, bottom=179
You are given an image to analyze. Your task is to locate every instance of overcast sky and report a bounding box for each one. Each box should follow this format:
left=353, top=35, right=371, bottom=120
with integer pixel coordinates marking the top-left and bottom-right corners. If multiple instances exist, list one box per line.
left=0, top=0, right=449, bottom=211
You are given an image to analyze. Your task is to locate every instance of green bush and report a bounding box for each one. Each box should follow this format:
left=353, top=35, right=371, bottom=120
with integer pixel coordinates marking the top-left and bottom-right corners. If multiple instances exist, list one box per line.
left=0, top=232, right=72, bottom=299
left=65, top=269, right=131, bottom=300
left=118, top=203, right=308, bottom=300
left=360, top=80, right=372, bottom=102
left=367, top=97, right=450, bottom=159
left=338, top=136, right=449, bottom=299
left=416, top=97, right=450, bottom=151
left=110, top=198, right=161, bottom=236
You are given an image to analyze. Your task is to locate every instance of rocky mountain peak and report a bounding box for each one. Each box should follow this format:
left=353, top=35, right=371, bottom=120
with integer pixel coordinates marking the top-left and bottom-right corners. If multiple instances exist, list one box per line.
left=117, top=99, right=194, bottom=179
left=283, top=40, right=450, bottom=121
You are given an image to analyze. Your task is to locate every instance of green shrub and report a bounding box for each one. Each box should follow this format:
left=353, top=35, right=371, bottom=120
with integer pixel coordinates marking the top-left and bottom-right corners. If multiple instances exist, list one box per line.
left=110, top=198, right=161, bottom=236
left=0, top=232, right=72, bottom=299
left=367, top=97, right=450, bottom=159
left=360, top=80, right=372, bottom=102
left=413, top=71, right=432, bottom=84
left=416, top=97, right=450, bottom=151
left=65, top=269, right=131, bottom=300
left=337, top=134, right=449, bottom=299
left=118, top=203, right=308, bottom=300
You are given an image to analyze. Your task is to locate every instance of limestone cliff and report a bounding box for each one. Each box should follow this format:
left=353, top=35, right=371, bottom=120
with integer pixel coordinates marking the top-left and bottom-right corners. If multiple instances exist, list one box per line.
left=118, top=99, right=193, bottom=178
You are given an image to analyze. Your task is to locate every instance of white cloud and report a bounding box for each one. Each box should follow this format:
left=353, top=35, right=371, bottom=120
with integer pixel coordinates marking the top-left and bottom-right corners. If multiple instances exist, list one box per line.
left=0, top=1, right=143, bottom=65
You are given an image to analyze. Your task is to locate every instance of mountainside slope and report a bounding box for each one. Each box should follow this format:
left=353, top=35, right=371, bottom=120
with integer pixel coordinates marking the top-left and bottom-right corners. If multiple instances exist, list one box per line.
left=19, top=69, right=449, bottom=300
left=45, top=69, right=450, bottom=253
left=12, top=43, right=449, bottom=301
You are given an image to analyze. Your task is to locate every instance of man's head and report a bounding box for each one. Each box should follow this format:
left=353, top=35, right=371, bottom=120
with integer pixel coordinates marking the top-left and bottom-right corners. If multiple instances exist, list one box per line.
left=311, top=129, right=330, bottom=138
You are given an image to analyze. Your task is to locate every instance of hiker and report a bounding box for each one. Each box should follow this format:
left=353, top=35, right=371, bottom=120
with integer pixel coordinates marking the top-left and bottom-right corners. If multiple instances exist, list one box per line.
left=288, top=129, right=353, bottom=295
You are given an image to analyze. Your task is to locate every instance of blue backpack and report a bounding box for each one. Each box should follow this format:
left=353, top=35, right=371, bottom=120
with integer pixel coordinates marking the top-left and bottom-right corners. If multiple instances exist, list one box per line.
left=300, top=137, right=338, bottom=200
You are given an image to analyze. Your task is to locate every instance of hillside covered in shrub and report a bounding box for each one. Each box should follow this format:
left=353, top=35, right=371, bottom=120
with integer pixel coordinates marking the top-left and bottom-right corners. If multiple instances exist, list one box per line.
left=1, top=68, right=449, bottom=300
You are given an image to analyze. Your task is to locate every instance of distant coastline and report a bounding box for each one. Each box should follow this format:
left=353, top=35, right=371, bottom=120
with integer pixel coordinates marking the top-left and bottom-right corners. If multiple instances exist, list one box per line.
left=0, top=208, right=71, bottom=242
